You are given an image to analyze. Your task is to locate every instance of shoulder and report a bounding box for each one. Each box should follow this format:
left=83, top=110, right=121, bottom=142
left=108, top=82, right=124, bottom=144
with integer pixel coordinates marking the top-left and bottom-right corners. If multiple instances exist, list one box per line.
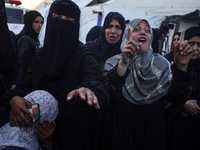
left=153, top=53, right=171, bottom=68
left=18, top=35, right=36, bottom=43
left=104, top=54, right=121, bottom=70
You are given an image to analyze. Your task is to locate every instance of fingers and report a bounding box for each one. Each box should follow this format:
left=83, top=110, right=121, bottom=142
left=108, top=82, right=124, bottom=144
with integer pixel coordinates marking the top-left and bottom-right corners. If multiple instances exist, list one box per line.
left=127, top=27, right=132, bottom=41
left=67, top=90, right=78, bottom=101
left=179, top=29, right=185, bottom=44
left=67, top=87, right=100, bottom=109
left=35, top=120, right=56, bottom=140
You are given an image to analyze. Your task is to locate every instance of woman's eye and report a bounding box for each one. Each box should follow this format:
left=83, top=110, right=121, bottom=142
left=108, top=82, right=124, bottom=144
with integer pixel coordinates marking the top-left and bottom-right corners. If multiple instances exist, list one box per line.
left=188, top=42, right=195, bottom=46
left=134, top=28, right=139, bottom=31
left=145, top=29, right=150, bottom=33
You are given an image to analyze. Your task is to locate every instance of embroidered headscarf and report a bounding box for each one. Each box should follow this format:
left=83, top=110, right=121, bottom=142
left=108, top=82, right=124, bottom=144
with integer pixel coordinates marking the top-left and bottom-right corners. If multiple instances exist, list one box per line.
left=0, top=90, right=58, bottom=150
left=104, top=19, right=172, bottom=105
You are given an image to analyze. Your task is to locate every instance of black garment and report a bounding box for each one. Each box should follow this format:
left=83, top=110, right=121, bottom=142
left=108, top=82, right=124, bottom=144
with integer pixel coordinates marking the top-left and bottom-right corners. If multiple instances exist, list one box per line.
left=166, top=58, right=200, bottom=150
left=86, top=25, right=103, bottom=42
left=102, top=64, right=193, bottom=150
left=0, top=1, right=109, bottom=150
left=85, top=12, right=125, bottom=71
left=164, top=50, right=174, bottom=63
left=0, top=0, right=17, bottom=72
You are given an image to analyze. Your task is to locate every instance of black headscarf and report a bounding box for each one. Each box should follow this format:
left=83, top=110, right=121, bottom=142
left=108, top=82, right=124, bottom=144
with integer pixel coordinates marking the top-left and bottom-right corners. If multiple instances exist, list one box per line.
left=87, top=11, right=125, bottom=63
left=86, top=25, right=103, bottom=42
left=185, top=26, right=200, bottom=100
left=16, top=11, right=43, bottom=41
left=40, top=0, right=81, bottom=77
left=0, top=0, right=16, bottom=72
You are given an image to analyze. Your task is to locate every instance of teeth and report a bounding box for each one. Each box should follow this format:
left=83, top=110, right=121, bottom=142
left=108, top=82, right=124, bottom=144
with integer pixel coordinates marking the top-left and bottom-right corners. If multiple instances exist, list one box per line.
left=138, top=38, right=146, bottom=42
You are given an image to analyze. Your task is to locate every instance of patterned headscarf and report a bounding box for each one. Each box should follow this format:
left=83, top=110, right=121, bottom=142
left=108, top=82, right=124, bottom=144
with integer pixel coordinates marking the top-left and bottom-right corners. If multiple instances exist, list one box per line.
left=0, top=90, right=58, bottom=149
left=104, top=19, right=172, bottom=105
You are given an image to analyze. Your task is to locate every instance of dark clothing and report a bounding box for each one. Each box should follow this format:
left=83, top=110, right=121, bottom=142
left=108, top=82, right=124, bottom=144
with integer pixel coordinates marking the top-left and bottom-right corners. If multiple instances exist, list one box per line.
left=164, top=51, right=174, bottom=63
left=16, top=11, right=43, bottom=59
left=0, top=0, right=17, bottom=73
left=102, top=64, right=193, bottom=150
left=0, top=43, right=109, bottom=150
left=86, top=25, right=103, bottom=42
left=17, top=35, right=38, bottom=59
left=166, top=58, right=200, bottom=150
left=0, top=31, right=21, bottom=98
left=85, top=12, right=125, bottom=72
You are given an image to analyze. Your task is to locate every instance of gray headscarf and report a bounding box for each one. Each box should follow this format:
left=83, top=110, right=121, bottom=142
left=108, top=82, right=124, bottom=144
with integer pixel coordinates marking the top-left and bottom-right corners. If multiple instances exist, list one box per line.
left=0, top=90, right=58, bottom=149
left=104, top=19, right=172, bottom=105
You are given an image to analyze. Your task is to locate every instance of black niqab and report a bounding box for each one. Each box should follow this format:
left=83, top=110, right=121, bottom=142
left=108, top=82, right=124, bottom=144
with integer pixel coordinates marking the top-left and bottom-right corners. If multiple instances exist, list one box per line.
left=40, top=0, right=81, bottom=78
left=87, top=12, right=125, bottom=63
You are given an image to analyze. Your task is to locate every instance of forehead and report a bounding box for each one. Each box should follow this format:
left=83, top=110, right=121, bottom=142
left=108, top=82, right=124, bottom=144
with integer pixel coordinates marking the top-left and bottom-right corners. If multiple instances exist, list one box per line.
left=136, top=20, right=149, bottom=27
left=109, top=18, right=120, bottom=24
left=34, top=16, right=43, bottom=20
left=189, top=36, right=200, bottom=41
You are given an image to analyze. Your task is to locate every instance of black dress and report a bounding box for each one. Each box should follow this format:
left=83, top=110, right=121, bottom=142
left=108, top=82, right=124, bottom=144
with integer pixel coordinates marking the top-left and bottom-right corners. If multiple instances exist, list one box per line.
left=166, top=58, right=200, bottom=150
left=102, top=63, right=193, bottom=150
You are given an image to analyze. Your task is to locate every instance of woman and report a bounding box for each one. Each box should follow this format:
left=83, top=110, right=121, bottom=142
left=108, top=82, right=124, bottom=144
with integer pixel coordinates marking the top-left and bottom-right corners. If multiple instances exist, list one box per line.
left=164, top=32, right=181, bottom=63
left=102, top=19, right=193, bottom=150
left=85, top=11, right=125, bottom=71
left=0, top=0, right=108, bottom=150
left=17, top=10, right=44, bottom=59
left=0, top=90, right=58, bottom=150
left=17, top=11, right=44, bottom=79
left=166, top=26, right=200, bottom=150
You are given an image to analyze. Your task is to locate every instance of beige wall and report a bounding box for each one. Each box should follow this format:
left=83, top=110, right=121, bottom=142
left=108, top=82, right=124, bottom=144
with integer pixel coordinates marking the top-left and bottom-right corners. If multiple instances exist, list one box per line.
left=20, top=0, right=52, bottom=10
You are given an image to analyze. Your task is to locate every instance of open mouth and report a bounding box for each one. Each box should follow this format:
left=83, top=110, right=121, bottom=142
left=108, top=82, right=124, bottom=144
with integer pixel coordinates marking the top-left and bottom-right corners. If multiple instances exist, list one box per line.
left=109, top=36, right=117, bottom=41
left=138, top=37, right=146, bottom=43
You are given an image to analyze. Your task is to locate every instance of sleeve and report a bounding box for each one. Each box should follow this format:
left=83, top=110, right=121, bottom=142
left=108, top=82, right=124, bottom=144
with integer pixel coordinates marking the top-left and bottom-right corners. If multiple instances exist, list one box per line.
left=17, top=36, right=34, bottom=59
left=76, top=52, right=110, bottom=110
left=0, top=65, right=34, bottom=113
left=164, top=63, right=194, bottom=116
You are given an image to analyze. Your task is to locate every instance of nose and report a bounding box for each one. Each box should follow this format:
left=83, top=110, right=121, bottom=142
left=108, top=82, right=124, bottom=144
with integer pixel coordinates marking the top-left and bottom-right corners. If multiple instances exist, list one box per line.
left=139, top=29, right=146, bottom=35
left=110, top=27, right=116, bottom=34
left=192, top=43, right=198, bottom=51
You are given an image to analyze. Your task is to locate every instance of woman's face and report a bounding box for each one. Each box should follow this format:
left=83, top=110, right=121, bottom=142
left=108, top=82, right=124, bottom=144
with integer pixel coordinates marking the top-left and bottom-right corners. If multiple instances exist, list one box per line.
left=131, top=20, right=151, bottom=54
left=188, top=36, right=200, bottom=60
left=32, top=16, right=44, bottom=33
left=105, top=19, right=122, bottom=44
left=173, top=34, right=180, bottom=49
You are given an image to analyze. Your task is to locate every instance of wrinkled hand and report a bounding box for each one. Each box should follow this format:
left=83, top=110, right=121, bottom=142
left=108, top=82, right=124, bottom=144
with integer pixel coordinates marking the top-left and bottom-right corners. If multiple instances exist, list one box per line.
left=35, top=120, right=56, bottom=149
left=183, top=100, right=200, bottom=116
left=121, top=27, right=141, bottom=65
left=174, top=29, right=193, bottom=72
left=67, top=87, right=100, bottom=109
left=10, top=96, right=34, bottom=127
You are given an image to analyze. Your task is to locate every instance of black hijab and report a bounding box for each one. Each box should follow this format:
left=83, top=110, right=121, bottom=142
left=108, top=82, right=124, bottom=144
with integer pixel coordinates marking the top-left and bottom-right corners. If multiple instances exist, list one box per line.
left=0, top=0, right=16, bottom=72
left=87, top=11, right=125, bottom=63
left=185, top=26, right=200, bottom=100
left=16, top=11, right=43, bottom=41
left=40, top=0, right=81, bottom=78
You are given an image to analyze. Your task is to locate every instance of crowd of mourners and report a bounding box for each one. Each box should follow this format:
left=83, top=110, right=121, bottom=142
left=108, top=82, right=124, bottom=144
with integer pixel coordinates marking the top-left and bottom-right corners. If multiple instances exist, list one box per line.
left=0, top=0, right=200, bottom=150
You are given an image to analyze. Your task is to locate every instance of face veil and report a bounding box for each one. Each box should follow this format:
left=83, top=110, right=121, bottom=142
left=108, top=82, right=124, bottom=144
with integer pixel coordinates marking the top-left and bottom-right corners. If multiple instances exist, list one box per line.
left=41, top=0, right=81, bottom=77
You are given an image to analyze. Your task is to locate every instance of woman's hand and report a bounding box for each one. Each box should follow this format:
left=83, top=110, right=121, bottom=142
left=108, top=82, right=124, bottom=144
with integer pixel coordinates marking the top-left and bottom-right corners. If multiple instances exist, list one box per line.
left=67, top=87, right=100, bottom=109
left=174, top=29, right=193, bottom=72
left=117, top=27, right=141, bottom=76
left=10, top=96, right=34, bottom=127
left=35, top=120, right=56, bottom=149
